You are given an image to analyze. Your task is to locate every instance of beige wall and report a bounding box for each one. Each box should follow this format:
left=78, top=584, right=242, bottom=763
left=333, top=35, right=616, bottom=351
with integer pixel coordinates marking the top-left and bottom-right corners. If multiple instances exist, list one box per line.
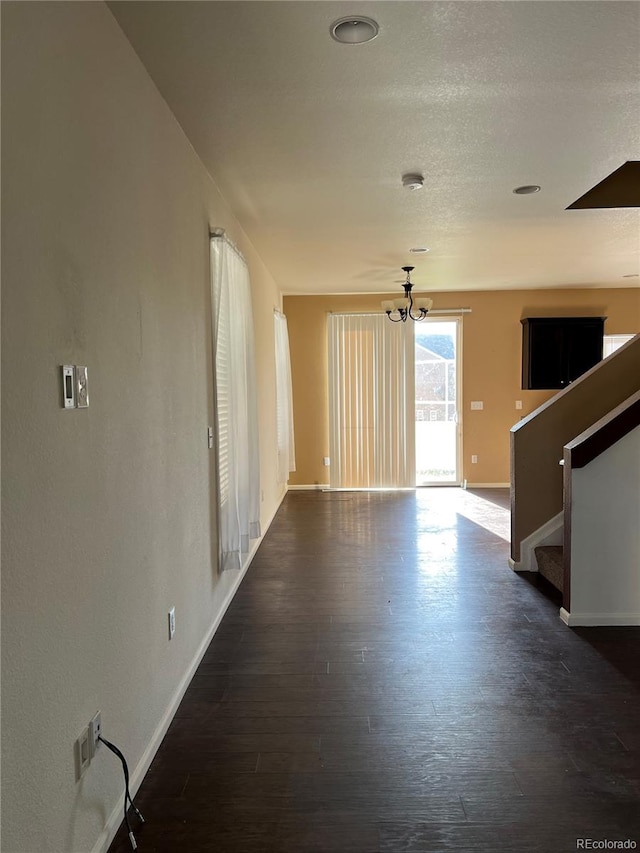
left=1, top=4, right=282, bottom=852
left=285, top=288, right=640, bottom=486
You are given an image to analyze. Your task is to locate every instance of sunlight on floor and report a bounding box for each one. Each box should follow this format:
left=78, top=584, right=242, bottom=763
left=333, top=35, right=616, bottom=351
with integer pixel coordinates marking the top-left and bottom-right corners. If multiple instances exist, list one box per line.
left=455, top=489, right=511, bottom=542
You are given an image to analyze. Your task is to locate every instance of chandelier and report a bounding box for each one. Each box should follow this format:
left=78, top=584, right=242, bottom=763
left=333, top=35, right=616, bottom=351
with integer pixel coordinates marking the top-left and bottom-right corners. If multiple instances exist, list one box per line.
left=382, top=266, right=433, bottom=322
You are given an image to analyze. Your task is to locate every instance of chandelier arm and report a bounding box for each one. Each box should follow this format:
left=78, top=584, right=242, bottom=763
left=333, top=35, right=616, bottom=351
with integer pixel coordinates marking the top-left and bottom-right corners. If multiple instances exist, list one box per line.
left=408, top=304, right=427, bottom=321
left=385, top=311, right=404, bottom=323
left=405, top=290, right=424, bottom=322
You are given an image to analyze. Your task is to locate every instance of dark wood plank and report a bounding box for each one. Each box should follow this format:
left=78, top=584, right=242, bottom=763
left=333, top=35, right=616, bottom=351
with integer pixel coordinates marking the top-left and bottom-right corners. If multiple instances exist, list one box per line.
left=107, top=489, right=640, bottom=853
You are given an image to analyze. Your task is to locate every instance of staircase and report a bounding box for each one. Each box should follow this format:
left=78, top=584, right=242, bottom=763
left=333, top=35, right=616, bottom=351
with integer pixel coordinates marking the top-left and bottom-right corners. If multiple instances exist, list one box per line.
left=534, top=545, right=564, bottom=592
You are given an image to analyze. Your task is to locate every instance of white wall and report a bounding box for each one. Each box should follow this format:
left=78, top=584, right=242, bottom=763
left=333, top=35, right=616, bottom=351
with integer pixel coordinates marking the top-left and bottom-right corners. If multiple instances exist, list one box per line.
left=1, top=3, right=283, bottom=851
left=566, top=426, right=640, bottom=625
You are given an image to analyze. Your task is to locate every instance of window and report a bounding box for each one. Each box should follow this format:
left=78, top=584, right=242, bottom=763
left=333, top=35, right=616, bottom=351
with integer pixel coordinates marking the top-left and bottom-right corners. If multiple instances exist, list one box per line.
left=603, top=334, right=635, bottom=358
left=274, top=311, right=296, bottom=484
left=210, top=237, right=261, bottom=570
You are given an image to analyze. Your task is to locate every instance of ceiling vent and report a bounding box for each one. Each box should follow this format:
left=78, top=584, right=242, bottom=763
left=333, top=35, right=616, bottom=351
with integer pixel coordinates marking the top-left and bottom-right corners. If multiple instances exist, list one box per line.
left=513, top=185, right=541, bottom=195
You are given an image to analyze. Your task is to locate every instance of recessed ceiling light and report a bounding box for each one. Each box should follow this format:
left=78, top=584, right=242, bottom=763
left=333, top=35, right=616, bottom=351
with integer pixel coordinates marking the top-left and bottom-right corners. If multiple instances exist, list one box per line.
left=409, top=247, right=430, bottom=254
left=513, top=185, right=541, bottom=195
left=330, top=16, right=379, bottom=44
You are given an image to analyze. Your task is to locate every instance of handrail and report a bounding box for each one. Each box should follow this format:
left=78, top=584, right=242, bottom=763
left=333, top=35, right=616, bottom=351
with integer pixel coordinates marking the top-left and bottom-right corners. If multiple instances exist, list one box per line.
left=564, top=390, right=640, bottom=469
left=511, top=334, right=639, bottom=435
left=510, top=334, right=640, bottom=562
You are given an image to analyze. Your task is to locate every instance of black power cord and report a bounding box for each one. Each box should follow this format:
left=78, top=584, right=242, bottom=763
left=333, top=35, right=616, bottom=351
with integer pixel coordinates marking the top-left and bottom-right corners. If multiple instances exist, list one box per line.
left=98, top=735, right=145, bottom=850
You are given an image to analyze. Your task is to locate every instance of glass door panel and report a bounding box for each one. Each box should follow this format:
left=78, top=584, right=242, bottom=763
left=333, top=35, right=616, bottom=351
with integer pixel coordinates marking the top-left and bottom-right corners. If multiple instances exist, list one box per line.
left=415, top=319, right=461, bottom=485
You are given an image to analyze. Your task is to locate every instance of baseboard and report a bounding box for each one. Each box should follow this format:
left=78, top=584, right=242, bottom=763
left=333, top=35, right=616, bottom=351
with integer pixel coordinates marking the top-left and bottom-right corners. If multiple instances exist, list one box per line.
left=560, top=607, right=640, bottom=627
left=510, top=510, right=563, bottom=572
left=91, top=489, right=286, bottom=853
left=287, top=483, right=330, bottom=490
left=290, top=482, right=510, bottom=491
left=465, top=482, right=510, bottom=489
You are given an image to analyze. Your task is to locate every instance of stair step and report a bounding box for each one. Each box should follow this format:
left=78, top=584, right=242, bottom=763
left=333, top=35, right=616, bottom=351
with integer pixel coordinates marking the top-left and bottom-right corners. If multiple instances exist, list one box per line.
left=534, top=545, right=564, bottom=592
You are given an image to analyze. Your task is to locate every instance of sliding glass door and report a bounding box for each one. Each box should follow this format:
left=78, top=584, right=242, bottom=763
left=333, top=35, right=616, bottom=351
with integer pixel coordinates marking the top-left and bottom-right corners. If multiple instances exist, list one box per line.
left=415, top=319, right=461, bottom=485
left=327, top=313, right=462, bottom=489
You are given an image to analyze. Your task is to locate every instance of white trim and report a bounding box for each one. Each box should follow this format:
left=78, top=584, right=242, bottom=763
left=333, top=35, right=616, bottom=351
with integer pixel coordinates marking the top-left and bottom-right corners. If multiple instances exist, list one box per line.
left=510, top=510, right=563, bottom=572
left=91, top=490, right=286, bottom=853
left=560, top=607, right=640, bottom=627
left=287, top=483, right=330, bottom=490
left=465, top=482, right=511, bottom=489
left=292, top=482, right=510, bottom=491
left=416, top=482, right=464, bottom=488
left=322, top=487, right=416, bottom=492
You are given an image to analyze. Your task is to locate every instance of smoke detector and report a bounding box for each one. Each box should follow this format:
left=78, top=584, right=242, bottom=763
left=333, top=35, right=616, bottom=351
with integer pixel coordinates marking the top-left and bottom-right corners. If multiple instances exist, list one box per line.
left=402, top=173, right=424, bottom=191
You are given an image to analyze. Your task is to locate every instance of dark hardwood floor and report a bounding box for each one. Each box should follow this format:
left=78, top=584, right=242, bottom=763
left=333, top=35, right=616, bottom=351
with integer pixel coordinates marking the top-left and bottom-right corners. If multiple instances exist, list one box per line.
left=108, top=489, right=640, bottom=852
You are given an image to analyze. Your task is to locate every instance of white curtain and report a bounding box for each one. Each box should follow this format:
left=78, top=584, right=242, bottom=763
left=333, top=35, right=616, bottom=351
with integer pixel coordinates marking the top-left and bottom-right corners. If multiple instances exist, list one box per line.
left=210, top=236, right=261, bottom=571
left=328, top=313, right=415, bottom=489
left=274, top=311, right=296, bottom=483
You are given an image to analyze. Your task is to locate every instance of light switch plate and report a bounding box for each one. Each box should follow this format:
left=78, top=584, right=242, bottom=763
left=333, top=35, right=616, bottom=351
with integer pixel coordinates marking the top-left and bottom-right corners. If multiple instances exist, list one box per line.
left=470, top=401, right=484, bottom=410
left=76, top=366, right=89, bottom=408
left=62, top=366, right=76, bottom=409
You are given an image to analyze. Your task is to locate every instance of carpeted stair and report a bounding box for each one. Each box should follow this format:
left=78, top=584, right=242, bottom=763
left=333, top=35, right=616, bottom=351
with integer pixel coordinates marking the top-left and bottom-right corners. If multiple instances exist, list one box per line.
left=534, top=545, right=564, bottom=592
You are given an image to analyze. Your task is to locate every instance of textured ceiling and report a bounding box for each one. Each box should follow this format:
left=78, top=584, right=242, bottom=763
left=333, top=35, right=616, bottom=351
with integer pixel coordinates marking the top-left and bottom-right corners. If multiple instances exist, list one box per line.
left=109, top=1, right=640, bottom=295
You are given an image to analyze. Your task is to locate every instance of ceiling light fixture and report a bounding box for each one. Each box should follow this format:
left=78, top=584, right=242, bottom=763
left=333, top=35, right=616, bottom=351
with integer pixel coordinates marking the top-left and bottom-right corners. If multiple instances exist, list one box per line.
left=513, top=184, right=541, bottom=195
left=402, top=173, right=424, bottom=191
left=330, top=16, right=379, bottom=44
left=382, top=266, right=433, bottom=322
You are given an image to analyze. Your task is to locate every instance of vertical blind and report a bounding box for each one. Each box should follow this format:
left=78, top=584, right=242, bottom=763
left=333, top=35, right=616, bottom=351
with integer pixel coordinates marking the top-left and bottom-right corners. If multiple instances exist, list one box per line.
left=210, top=236, right=261, bottom=571
left=274, top=311, right=296, bottom=484
left=328, top=313, right=415, bottom=489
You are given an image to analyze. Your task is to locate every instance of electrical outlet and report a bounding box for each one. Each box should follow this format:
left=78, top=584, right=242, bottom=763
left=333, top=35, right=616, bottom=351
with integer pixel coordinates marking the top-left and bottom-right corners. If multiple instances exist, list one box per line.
left=323, top=457, right=330, bottom=466
left=76, top=726, right=91, bottom=779
left=89, top=711, right=102, bottom=757
left=471, top=454, right=478, bottom=464
left=168, top=607, right=176, bottom=640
